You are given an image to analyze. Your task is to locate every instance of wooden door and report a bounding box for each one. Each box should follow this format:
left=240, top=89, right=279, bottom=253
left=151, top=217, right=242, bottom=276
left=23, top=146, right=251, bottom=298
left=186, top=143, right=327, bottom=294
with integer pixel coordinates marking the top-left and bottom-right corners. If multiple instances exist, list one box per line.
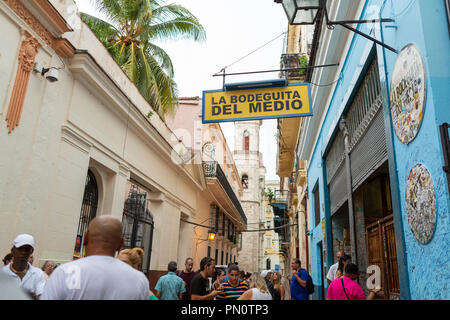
left=382, top=219, right=400, bottom=299
left=365, top=215, right=399, bottom=299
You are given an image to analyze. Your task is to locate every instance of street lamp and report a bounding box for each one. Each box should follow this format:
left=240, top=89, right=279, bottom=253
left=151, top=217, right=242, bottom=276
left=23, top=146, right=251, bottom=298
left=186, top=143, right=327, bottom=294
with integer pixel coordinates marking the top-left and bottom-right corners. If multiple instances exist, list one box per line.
left=208, top=230, right=216, bottom=241
left=275, top=0, right=321, bottom=25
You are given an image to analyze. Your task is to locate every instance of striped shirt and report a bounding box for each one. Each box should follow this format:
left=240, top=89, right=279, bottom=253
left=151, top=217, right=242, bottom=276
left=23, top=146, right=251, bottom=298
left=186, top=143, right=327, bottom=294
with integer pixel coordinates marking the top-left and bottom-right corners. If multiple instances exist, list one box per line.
left=215, top=280, right=249, bottom=300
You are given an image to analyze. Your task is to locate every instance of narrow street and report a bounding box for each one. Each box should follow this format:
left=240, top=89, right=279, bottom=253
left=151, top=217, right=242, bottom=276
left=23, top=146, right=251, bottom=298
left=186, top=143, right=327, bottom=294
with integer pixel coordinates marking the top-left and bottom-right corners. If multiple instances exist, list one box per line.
left=0, top=0, right=448, bottom=306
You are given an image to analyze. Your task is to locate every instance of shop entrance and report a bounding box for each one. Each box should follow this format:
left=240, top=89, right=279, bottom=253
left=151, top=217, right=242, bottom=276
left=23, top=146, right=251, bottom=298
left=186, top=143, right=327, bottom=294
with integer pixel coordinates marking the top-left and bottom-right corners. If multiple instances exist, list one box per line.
left=358, top=162, right=400, bottom=300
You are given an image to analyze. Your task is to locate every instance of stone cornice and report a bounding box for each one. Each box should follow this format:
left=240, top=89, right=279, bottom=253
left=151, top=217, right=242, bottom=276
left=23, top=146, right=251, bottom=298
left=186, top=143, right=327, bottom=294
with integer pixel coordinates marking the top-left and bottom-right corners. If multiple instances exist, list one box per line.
left=19, top=0, right=72, bottom=36
left=61, top=123, right=93, bottom=154
left=3, top=0, right=74, bottom=58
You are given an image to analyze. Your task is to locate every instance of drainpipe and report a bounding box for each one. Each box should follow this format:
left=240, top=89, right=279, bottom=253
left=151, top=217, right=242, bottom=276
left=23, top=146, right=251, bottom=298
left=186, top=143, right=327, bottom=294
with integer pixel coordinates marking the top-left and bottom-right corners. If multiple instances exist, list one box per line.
left=339, top=118, right=357, bottom=263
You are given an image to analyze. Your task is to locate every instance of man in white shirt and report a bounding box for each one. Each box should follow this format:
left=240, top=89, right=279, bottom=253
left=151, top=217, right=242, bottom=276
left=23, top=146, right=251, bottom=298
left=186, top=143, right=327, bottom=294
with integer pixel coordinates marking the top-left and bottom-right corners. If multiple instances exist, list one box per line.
left=2, top=234, right=46, bottom=299
left=41, top=216, right=149, bottom=300
left=327, top=251, right=344, bottom=285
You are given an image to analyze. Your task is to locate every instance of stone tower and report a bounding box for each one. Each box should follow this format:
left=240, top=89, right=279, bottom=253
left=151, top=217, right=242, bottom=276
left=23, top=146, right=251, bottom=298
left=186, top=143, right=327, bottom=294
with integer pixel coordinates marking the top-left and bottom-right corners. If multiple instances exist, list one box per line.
left=234, top=121, right=266, bottom=273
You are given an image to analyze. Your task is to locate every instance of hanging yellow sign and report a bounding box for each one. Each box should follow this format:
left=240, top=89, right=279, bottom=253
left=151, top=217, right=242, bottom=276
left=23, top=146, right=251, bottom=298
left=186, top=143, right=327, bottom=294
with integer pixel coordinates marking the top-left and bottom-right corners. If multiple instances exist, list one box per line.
left=202, top=82, right=312, bottom=123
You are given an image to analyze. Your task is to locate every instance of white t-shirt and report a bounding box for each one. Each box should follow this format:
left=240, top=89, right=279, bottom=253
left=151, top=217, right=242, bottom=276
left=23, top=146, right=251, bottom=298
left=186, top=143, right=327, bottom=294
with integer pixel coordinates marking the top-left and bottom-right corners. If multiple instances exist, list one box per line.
left=326, top=262, right=339, bottom=281
left=251, top=288, right=272, bottom=300
left=40, top=255, right=149, bottom=300
left=2, top=263, right=46, bottom=297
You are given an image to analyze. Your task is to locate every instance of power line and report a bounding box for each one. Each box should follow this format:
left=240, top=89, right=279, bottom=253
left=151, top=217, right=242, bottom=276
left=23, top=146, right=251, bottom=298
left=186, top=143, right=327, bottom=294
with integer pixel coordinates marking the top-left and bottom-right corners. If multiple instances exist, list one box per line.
left=180, top=218, right=297, bottom=233
left=214, top=31, right=287, bottom=76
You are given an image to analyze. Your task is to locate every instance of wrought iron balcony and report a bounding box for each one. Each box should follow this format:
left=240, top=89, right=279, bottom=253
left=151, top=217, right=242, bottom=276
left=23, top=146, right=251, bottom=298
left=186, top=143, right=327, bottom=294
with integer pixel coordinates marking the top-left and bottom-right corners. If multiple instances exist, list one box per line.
left=273, top=190, right=289, bottom=204
left=202, top=161, right=247, bottom=225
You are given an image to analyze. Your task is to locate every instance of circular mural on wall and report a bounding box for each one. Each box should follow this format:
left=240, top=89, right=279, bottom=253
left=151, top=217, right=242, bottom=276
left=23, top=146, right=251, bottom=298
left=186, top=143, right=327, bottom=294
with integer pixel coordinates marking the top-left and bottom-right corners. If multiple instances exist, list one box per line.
left=405, top=164, right=436, bottom=244
left=390, top=44, right=426, bottom=145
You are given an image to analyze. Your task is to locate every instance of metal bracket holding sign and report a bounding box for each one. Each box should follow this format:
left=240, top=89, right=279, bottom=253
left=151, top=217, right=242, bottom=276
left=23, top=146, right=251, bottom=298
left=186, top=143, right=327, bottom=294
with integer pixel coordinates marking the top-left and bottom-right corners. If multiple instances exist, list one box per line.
left=202, top=80, right=312, bottom=123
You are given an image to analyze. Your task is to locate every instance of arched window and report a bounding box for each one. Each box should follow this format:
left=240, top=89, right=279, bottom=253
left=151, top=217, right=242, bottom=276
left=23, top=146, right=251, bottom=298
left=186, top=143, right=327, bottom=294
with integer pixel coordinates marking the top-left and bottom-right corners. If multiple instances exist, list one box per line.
left=243, top=130, right=250, bottom=151
left=242, top=174, right=249, bottom=189
left=73, top=170, right=98, bottom=259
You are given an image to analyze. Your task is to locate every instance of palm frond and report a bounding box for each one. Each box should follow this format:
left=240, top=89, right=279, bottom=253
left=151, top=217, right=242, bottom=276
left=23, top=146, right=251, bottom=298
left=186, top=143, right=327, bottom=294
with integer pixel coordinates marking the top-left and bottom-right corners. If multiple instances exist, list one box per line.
left=149, top=17, right=206, bottom=42
left=145, top=43, right=174, bottom=77
left=80, top=12, right=120, bottom=41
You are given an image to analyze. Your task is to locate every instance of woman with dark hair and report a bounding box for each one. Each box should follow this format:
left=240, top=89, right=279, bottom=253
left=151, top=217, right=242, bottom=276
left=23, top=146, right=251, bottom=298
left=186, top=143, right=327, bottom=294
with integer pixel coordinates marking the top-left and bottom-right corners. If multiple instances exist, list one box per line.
left=213, top=269, right=226, bottom=290
left=327, top=263, right=380, bottom=300
left=2, top=253, right=13, bottom=266
left=335, top=254, right=352, bottom=279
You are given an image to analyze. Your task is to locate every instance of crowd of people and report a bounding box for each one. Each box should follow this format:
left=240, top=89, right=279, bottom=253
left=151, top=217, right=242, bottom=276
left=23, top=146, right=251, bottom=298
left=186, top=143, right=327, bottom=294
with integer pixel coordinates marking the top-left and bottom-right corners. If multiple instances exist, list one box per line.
left=1, top=216, right=380, bottom=300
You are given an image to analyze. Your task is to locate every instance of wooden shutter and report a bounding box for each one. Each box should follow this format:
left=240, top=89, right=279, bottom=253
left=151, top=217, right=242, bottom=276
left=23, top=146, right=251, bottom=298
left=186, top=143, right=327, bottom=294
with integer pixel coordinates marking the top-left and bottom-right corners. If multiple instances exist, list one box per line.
left=244, top=136, right=250, bottom=151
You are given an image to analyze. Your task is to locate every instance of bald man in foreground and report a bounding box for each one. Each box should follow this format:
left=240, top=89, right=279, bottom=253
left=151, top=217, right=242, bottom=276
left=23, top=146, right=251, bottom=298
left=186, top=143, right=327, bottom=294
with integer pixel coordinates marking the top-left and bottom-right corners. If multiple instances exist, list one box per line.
left=41, top=216, right=149, bottom=300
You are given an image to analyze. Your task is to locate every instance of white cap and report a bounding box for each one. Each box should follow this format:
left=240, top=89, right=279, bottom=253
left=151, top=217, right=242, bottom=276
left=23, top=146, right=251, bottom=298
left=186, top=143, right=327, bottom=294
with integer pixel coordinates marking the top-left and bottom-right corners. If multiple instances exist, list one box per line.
left=261, top=270, right=269, bottom=278
left=13, top=234, right=34, bottom=249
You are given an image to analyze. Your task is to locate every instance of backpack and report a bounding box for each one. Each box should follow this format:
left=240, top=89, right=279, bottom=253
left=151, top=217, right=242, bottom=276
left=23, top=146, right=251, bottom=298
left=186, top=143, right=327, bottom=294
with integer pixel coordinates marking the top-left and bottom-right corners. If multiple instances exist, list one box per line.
left=301, top=269, right=315, bottom=294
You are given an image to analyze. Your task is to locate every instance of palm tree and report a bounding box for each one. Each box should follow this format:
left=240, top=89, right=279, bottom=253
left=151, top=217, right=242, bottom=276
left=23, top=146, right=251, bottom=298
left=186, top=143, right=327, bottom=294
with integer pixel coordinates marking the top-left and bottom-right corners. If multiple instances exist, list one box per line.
left=80, top=0, right=206, bottom=119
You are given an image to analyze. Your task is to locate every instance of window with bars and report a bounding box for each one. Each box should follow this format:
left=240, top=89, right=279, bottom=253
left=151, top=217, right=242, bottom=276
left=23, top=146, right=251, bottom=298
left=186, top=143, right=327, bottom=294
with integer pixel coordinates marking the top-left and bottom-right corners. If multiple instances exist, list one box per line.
left=122, top=181, right=154, bottom=275
left=73, top=170, right=98, bottom=259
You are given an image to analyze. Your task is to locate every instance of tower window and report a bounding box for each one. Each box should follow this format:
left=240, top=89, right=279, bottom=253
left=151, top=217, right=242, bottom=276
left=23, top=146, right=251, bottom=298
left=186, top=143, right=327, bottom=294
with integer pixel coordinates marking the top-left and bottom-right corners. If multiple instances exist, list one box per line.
left=242, top=175, right=249, bottom=189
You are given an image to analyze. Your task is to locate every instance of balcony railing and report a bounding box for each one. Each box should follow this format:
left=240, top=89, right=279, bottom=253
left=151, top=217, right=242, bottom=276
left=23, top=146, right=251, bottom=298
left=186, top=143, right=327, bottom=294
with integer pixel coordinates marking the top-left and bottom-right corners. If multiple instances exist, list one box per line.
left=281, top=53, right=308, bottom=81
left=273, top=190, right=289, bottom=204
left=202, top=161, right=247, bottom=225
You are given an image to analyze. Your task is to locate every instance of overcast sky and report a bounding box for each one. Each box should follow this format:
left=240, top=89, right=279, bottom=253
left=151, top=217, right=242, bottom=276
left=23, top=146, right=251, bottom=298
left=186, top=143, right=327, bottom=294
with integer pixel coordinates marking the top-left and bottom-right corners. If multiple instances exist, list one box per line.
left=75, top=0, right=288, bottom=180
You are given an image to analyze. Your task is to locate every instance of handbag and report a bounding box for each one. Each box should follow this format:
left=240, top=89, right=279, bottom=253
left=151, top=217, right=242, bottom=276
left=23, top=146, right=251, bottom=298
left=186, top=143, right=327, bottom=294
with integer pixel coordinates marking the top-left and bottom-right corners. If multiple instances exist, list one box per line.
left=340, top=278, right=351, bottom=300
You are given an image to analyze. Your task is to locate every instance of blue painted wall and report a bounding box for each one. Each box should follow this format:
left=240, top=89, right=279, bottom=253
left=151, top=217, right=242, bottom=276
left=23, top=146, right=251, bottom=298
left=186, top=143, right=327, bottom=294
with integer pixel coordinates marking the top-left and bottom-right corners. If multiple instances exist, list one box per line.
left=377, top=0, right=450, bottom=300
left=305, top=0, right=450, bottom=300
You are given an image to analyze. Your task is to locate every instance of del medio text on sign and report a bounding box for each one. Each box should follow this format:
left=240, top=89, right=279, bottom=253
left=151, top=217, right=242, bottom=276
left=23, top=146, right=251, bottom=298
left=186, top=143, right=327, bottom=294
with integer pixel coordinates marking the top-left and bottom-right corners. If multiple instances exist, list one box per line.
left=202, top=82, right=312, bottom=123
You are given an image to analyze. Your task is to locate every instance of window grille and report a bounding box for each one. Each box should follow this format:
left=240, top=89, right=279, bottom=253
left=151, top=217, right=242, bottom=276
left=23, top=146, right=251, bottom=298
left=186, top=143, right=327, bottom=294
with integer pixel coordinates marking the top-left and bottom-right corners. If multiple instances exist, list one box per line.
left=73, top=170, right=98, bottom=259
left=122, top=181, right=154, bottom=275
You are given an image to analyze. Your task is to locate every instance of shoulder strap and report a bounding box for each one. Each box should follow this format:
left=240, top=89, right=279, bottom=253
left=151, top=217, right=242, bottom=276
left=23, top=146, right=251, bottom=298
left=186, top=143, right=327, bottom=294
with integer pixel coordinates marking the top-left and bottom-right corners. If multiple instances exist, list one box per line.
left=340, top=278, right=351, bottom=300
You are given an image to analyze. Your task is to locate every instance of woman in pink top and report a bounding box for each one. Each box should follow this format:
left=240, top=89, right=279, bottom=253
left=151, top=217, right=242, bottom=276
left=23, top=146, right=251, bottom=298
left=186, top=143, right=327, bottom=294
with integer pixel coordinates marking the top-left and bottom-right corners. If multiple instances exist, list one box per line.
left=326, top=263, right=380, bottom=300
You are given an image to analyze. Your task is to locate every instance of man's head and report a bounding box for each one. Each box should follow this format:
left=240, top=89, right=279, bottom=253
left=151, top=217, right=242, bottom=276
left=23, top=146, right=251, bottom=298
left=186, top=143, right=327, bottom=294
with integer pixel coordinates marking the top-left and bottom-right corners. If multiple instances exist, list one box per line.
left=337, top=251, right=344, bottom=262
left=339, top=254, right=352, bottom=268
left=228, top=264, right=240, bottom=285
left=344, top=263, right=359, bottom=280
left=168, top=261, right=177, bottom=272
left=185, top=258, right=194, bottom=272
left=199, top=257, right=216, bottom=277
left=291, top=258, right=301, bottom=271
left=11, top=234, right=34, bottom=265
left=83, top=216, right=124, bottom=257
